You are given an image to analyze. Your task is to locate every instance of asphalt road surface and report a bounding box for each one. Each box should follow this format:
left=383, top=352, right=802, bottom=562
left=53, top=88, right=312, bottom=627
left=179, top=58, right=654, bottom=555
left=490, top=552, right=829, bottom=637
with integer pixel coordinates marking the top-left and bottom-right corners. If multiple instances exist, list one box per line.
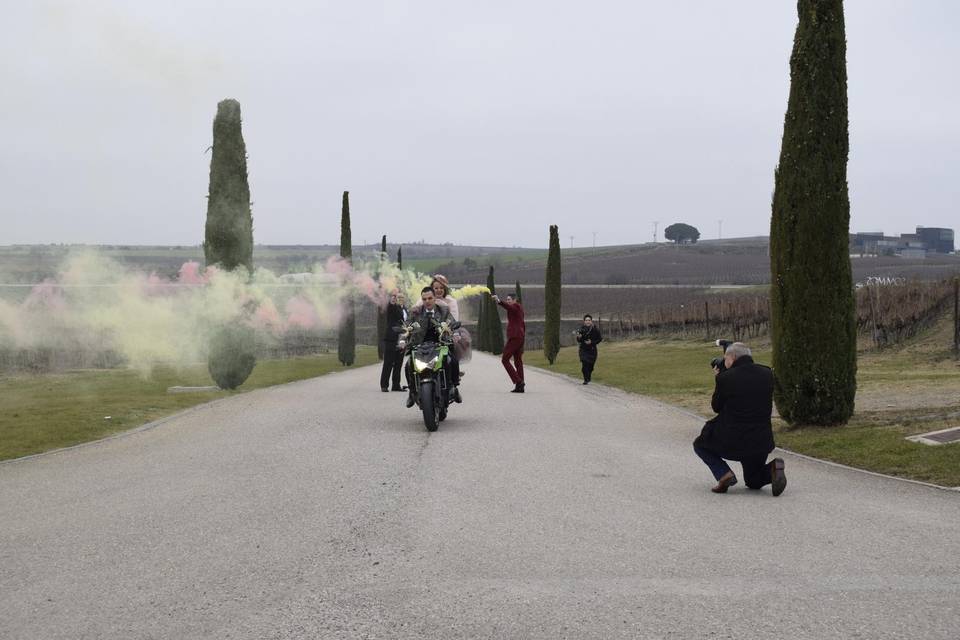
left=2, top=354, right=959, bottom=639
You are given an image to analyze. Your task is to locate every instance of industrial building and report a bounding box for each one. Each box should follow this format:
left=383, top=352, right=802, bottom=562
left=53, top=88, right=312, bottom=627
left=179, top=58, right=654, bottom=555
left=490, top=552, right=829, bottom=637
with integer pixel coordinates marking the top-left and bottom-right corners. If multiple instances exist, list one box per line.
left=850, top=226, right=954, bottom=256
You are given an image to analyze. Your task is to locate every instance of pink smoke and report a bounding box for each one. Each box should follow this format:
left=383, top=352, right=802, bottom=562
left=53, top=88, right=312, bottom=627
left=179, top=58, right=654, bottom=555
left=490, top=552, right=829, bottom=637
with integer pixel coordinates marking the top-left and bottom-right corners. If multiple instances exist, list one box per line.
left=178, top=261, right=213, bottom=285
left=284, top=297, right=322, bottom=331
left=23, top=280, right=67, bottom=313
left=322, top=255, right=392, bottom=308
left=325, top=255, right=353, bottom=277
left=252, top=298, right=283, bottom=334
left=353, top=272, right=386, bottom=306
left=140, top=272, right=172, bottom=296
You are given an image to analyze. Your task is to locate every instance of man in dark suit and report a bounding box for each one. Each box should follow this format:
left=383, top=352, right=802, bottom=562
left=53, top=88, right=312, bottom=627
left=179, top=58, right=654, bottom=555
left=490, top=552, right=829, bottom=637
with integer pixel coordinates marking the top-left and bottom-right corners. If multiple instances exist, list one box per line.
left=380, top=290, right=407, bottom=392
left=693, top=342, right=787, bottom=496
left=402, top=286, right=461, bottom=407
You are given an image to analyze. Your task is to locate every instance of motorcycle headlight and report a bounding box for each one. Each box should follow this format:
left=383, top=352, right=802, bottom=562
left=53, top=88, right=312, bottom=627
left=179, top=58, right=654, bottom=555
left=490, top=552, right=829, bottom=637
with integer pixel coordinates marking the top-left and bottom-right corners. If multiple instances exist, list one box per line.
left=413, top=357, right=438, bottom=372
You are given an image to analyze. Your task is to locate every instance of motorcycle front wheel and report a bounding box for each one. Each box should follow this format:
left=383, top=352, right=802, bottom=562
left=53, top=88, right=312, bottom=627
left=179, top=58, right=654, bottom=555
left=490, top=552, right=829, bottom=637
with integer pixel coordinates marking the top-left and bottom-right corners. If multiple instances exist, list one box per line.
left=438, top=388, right=449, bottom=422
left=419, top=380, right=439, bottom=432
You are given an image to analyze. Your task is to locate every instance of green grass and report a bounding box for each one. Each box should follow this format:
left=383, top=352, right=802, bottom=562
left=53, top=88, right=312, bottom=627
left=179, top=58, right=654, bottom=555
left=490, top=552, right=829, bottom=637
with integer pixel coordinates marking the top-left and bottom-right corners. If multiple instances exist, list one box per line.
left=403, top=257, right=460, bottom=273
left=526, top=337, right=960, bottom=487
left=775, top=421, right=960, bottom=486
left=524, top=339, right=769, bottom=416
left=0, top=347, right=377, bottom=461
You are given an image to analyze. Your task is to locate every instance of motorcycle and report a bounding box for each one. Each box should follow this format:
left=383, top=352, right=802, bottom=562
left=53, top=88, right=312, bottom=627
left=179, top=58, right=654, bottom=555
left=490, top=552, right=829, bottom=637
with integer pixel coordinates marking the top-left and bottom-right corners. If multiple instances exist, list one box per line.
left=398, top=319, right=461, bottom=432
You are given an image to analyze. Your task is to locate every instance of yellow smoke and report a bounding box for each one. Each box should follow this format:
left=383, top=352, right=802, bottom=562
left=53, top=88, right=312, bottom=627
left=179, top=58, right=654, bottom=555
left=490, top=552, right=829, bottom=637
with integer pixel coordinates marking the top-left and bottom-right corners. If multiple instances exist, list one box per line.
left=451, top=285, right=490, bottom=300
left=0, top=249, right=444, bottom=376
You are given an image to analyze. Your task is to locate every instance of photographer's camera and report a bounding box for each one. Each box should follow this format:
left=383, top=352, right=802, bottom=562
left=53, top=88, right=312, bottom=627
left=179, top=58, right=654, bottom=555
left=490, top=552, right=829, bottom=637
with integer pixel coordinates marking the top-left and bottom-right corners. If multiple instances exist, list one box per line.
left=710, top=339, right=733, bottom=372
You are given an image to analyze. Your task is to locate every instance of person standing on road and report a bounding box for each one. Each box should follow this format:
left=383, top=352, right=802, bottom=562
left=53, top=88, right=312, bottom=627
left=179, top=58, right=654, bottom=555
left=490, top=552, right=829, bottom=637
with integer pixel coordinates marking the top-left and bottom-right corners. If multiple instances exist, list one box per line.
left=492, top=293, right=525, bottom=393
left=692, top=342, right=787, bottom=496
left=380, top=290, right=407, bottom=393
left=575, top=314, right=603, bottom=385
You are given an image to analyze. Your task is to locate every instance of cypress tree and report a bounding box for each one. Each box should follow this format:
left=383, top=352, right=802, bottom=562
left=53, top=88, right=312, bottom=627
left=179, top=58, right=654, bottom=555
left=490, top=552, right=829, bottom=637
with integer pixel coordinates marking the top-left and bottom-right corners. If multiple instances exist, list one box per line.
left=208, top=325, right=257, bottom=389
left=770, top=0, right=856, bottom=425
left=204, top=99, right=256, bottom=388
left=397, top=246, right=403, bottom=270
left=204, top=99, right=253, bottom=273
left=338, top=191, right=356, bottom=366
left=544, top=225, right=562, bottom=364
left=376, top=234, right=387, bottom=360
left=515, top=280, right=523, bottom=304
left=484, top=266, right=504, bottom=355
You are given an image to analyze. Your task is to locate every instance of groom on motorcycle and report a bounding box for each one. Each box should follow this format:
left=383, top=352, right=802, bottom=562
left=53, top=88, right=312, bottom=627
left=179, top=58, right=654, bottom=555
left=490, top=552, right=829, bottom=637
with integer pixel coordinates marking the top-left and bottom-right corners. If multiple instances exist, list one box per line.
left=402, top=286, right=462, bottom=408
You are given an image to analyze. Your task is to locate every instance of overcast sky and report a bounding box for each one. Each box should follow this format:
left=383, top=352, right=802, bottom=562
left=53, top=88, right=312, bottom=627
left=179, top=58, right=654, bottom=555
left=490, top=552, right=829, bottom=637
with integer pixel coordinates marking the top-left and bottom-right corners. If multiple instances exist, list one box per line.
left=1, top=1, right=957, bottom=248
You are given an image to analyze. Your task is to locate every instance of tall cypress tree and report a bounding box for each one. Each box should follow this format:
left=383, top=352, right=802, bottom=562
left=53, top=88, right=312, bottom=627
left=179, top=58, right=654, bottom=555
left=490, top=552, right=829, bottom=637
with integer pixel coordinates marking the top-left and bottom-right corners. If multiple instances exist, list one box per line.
left=515, top=280, right=523, bottom=304
left=204, top=99, right=254, bottom=273
left=544, top=225, right=562, bottom=364
left=376, top=234, right=387, bottom=360
left=397, top=246, right=403, bottom=270
left=484, top=266, right=504, bottom=355
left=203, top=99, right=256, bottom=388
left=338, top=191, right=356, bottom=366
left=770, top=0, right=856, bottom=425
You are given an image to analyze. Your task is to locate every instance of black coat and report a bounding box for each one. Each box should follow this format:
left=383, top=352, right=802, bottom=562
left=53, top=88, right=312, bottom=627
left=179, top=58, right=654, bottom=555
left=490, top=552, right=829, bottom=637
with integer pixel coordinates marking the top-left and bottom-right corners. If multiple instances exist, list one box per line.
left=383, top=303, right=407, bottom=343
left=576, top=325, right=603, bottom=364
left=407, top=305, right=453, bottom=346
left=693, top=355, right=775, bottom=459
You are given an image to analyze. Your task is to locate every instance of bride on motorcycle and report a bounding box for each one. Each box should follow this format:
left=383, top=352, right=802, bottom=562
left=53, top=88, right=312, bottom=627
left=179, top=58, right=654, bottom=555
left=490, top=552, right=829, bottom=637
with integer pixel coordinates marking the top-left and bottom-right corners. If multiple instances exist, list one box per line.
left=410, top=274, right=459, bottom=320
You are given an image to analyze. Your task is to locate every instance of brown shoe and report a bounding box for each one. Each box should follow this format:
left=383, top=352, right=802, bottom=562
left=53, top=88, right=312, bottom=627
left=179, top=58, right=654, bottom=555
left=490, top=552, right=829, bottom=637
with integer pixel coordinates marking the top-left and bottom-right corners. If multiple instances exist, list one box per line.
left=711, top=471, right=738, bottom=493
left=769, top=458, right=787, bottom=497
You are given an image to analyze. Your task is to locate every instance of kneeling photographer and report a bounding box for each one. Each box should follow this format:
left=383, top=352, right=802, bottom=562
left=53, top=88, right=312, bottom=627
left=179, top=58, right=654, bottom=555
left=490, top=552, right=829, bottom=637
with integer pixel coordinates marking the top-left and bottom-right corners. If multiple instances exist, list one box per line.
left=692, top=341, right=787, bottom=496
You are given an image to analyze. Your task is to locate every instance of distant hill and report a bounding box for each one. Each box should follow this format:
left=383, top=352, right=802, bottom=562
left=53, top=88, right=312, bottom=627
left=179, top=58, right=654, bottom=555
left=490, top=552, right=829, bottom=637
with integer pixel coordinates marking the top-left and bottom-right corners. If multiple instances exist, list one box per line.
left=1, top=239, right=957, bottom=285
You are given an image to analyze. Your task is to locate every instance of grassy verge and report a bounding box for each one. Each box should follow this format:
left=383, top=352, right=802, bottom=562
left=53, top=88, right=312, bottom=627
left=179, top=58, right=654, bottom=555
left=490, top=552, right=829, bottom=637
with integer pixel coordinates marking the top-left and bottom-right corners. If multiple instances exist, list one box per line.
left=0, top=347, right=377, bottom=462
left=525, top=336, right=960, bottom=487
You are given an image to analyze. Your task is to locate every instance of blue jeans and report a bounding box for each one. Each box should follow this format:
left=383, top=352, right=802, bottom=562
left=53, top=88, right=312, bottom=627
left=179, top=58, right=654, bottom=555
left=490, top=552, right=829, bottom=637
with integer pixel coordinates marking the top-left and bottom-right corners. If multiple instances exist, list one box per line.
left=694, top=444, right=773, bottom=489
left=694, top=444, right=733, bottom=481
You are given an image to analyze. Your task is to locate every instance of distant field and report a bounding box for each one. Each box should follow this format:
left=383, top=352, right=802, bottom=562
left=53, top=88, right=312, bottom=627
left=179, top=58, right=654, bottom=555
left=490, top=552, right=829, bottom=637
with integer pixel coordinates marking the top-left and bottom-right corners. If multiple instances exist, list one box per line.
left=4, top=241, right=957, bottom=287
left=449, top=244, right=960, bottom=286
left=0, top=243, right=548, bottom=283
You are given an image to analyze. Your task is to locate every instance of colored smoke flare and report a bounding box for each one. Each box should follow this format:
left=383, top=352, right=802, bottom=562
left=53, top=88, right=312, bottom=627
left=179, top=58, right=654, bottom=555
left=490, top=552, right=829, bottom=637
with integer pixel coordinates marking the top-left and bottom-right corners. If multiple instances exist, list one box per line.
left=451, top=285, right=490, bottom=300
left=0, top=250, right=444, bottom=374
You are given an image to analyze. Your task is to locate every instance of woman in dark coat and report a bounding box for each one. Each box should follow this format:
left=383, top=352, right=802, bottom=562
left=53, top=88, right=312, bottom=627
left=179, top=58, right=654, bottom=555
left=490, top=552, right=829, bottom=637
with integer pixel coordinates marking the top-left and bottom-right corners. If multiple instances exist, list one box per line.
left=576, top=314, right=603, bottom=385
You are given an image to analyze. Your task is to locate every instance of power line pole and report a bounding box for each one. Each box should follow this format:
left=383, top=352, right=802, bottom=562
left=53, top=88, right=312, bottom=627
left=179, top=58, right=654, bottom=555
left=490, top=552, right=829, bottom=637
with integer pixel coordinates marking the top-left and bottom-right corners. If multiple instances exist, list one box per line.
left=652, top=221, right=660, bottom=243
left=592, top=231, right=597, bottom=250
left=569, top=235, right=575, bottom=249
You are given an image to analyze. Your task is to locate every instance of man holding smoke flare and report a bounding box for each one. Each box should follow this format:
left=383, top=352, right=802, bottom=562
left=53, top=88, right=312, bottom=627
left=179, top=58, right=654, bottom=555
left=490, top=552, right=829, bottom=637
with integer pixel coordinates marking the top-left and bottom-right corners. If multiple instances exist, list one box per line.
left=492, top=293, right=526, bottom=393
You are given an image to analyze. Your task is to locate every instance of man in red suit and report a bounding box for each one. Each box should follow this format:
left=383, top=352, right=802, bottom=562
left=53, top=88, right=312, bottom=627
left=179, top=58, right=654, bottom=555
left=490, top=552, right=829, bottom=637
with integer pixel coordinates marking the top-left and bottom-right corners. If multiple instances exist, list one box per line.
left=492, top=293, right=526, bottom=393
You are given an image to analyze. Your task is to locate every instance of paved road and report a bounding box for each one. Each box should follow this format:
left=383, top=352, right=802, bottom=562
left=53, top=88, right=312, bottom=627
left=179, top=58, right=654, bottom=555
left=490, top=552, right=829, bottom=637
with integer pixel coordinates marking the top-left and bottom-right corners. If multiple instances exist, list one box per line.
left=2, top=354, right=959, bottom=639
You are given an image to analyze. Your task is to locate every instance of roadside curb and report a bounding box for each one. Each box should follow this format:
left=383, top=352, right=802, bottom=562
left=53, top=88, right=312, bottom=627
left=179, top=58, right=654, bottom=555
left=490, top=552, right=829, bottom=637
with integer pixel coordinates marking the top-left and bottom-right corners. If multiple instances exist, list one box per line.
left=0, top=365, right=378, bottom=467
left=527, top=363, right=960, bottom=494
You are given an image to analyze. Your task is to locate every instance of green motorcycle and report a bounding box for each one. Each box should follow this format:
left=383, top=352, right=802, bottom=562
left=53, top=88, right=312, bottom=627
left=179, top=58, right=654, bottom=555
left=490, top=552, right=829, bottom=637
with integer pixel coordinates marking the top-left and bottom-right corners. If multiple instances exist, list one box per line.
left=401, top=320, right=460, bottom=432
